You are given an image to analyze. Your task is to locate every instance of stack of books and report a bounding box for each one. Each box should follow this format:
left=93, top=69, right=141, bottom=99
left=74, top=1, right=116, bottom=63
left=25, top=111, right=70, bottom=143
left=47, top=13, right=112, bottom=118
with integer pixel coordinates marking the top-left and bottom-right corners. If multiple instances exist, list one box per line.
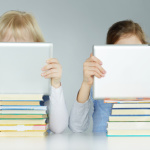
left=105, top=99, right=150, bottom=136
left=0, top=94, right=48, bottom=137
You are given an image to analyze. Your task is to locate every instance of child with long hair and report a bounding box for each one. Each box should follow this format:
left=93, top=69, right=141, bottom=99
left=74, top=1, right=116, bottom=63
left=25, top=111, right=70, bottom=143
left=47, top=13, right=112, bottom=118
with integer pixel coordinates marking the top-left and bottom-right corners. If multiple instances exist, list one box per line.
left=0, top=10, right=68, bottom=134
left=69, top=20, right=147, bottom=132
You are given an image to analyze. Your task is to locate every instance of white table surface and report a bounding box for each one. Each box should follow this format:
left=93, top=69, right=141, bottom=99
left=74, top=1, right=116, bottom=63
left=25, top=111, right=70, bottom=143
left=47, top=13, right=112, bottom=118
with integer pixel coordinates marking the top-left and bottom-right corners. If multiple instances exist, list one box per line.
left=1, top=130, right=150, bottom=150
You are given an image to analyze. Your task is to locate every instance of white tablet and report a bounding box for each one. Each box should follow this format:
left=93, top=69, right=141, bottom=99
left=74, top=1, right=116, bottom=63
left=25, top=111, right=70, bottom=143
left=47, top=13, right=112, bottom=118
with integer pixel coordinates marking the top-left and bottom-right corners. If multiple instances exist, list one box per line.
left=93, top=45, right=150, bottom=99
left=0, top=43, right=53, bottom=95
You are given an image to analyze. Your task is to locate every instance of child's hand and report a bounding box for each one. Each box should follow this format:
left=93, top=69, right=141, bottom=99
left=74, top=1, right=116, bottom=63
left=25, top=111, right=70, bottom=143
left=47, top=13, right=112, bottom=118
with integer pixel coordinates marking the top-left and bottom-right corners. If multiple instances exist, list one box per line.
left=41, top=58, right=62, bottom=88
left=83, top=53, right=106, bottom=86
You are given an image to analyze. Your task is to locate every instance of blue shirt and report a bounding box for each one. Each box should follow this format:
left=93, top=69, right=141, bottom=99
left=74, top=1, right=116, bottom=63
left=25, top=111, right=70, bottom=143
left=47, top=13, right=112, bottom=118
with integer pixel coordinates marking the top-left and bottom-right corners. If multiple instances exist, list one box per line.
left=90, top=88, right=112, bottom=132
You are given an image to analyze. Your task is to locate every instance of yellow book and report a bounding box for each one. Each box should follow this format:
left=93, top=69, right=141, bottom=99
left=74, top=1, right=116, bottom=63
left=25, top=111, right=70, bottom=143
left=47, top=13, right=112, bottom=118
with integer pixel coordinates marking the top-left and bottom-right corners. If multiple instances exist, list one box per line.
left=0, top=114, right=47, bottom=119
left=0, top=131, right=47, bottom=137
left=109, top=116, right=150, bottom=121
left=0, top=101, right=41, bottom=105
left=0, top=119, right=46, bottom=124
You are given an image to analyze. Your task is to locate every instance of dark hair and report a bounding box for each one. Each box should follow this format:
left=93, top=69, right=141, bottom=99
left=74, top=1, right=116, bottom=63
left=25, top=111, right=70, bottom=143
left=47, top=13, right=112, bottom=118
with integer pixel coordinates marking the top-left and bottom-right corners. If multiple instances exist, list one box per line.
left=106, top=20, right=147, bottom=44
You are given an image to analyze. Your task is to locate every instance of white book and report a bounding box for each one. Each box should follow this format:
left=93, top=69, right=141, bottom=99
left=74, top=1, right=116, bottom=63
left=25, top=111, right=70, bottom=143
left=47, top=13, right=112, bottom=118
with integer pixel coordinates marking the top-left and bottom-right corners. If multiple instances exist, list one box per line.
left=107, top=129, right=150, bottom=136
left=0, top=131, right=47, bottom=136
left=0, top=124, right=48, bottom=131
left=0, top=110, right=46, bottom=114
left=107, top=122, right=150, bottom=130
left=0, top=94, right=43, bottom=100
left=113, top=104, right=150, bottom=108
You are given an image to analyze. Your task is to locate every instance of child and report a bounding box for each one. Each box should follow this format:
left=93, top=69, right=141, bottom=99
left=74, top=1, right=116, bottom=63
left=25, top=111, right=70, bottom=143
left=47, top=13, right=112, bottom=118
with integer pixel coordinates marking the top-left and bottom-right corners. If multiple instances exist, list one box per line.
left=69, top=20, right=148, bottom=132
left=0, top=10, right=68, bottom=133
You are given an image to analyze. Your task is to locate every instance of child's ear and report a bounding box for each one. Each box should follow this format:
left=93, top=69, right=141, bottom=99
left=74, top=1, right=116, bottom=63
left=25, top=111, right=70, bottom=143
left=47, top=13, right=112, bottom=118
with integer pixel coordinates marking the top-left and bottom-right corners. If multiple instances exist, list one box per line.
left=90, top=53, right=93, bottom=57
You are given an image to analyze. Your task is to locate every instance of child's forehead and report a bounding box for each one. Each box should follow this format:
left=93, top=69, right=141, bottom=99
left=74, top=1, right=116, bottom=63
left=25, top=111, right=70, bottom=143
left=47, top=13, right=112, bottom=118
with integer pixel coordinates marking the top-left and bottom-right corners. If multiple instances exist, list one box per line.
left=1, top=28, right=34, bottom=42
left=2, top=36, right=34, bottom=42
left=115, top=34, right=142, bottom=44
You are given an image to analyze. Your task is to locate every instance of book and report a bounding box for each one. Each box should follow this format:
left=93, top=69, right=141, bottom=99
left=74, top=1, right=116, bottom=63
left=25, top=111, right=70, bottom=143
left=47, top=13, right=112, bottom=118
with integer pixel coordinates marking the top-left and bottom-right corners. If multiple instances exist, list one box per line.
left=0, top=94, right=43, bottom=100
left=107, top=122, right=150, bottom=129
left=0, top=119, right=46, bottom=124
left=0, top=106, right=47, bottom=110
left=0, top=114, right=47, bottom=119
left=104, top=100, right=150, bottom=103
left=109, top=115, right=150, bottom=121
left=107, top=135, right=150, bottom=137
left=0, top=101, right=43, bottom=105
left=0, top=124, right=48, bottom=131
left=0, top=131, right=47, bottom=136
left=0, top=110, right=46, bottom=114
left=0, top=94, right=48, bottom=136
left=105, top=98, right=150, bottom=101
left=111, top=108, right=150, bottom=115
left=107, top=129, right=150, bottom=136
left=113, top=104, right=150, bottom=108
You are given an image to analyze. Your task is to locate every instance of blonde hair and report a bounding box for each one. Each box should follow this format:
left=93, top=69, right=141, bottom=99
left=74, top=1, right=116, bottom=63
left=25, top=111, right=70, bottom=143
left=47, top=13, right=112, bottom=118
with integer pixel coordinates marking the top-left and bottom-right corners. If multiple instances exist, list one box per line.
left=0, top=10, right=45, bottom=42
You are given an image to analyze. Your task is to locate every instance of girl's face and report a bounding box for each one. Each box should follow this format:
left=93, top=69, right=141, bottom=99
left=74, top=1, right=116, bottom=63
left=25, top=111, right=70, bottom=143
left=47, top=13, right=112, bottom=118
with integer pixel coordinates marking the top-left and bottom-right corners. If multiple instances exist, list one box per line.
left=114, top=35, right=142, bottom=45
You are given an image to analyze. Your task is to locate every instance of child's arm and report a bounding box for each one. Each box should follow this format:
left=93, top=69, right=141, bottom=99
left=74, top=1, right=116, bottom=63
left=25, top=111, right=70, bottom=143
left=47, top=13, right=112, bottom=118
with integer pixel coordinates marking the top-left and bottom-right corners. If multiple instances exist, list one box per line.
left=49, top=86, right=68, bottom=133
left=69, top=98, right=94, bottom=132
left=77, top=54, right=106, bottom=103
left=69, top=54, right=106, bottom=132
left=42, top=58, right=68, bottom=133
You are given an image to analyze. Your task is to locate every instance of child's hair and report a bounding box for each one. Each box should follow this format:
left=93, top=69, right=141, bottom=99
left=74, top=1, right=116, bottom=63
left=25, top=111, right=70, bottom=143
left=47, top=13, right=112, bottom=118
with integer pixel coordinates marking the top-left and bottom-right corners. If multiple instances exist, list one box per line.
left=106, top=20, right=147, bottom=44
left=0, top=10, right=44, bottom=42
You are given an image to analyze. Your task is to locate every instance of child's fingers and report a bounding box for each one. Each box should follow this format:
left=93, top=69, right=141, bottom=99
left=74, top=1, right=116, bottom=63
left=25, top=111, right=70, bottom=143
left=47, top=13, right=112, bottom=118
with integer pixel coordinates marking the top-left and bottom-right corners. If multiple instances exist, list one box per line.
left=89, top=62, right=106, bottom=74
left=88, top=70, right=102, bottom=78
left=88, top=67, right=105, bottom=77
left=90, top=56, right=102, bottom=65
left=44, top=73, right=60, bottom=79
left=41, top=69, right=58, bottom=77
left=46, top=58, right=59, bottom=64
left=42, top=64, right=56, bottom=71
left=86, top=56, right=102, bottom=65
left=42, top=63, right=59, bottom=71
left=84, top=62, right=106, bottom=74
